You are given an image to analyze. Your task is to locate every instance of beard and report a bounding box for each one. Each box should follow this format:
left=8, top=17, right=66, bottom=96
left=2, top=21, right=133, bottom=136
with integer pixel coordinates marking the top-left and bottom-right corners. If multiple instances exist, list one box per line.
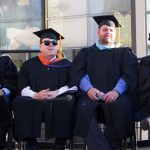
left=101, top=37, right=114, bottom=45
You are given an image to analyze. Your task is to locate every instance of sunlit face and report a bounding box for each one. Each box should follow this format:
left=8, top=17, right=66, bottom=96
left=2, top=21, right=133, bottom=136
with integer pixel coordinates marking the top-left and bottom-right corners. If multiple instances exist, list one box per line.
left=40, top=38, right=58, bottom=60
left=97, top=25, right=116, bottom=46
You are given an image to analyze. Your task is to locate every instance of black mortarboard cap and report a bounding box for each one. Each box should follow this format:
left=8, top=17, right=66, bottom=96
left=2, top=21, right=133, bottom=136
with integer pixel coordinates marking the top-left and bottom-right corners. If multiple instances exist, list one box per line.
left=148, top=33, right=150, bottom=41
left=93, top=15, right=121, bottom=28
left=33, top=28, right=64, bottom=41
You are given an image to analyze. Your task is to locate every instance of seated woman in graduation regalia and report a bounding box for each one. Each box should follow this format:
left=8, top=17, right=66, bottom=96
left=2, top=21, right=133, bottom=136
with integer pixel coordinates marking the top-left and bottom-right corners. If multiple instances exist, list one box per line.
left=0, top=53, right=17, bottom=149
left=13, top=28, right=76, bottom=150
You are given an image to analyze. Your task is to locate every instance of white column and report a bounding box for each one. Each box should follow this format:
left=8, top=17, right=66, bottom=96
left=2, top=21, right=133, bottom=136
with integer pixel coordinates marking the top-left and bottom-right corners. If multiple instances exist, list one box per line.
left=132, top=0, right=146, bottom=57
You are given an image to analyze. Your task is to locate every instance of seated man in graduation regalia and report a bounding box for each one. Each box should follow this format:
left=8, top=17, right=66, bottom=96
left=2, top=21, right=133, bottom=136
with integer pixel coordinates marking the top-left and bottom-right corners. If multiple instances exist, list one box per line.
left=0, top=53, right=17, bottom=149
left=134, top=55, right=150, bottom=130
left=70, top=15, right=138, bottom=150
left=13, top=28, right=76, bottom=150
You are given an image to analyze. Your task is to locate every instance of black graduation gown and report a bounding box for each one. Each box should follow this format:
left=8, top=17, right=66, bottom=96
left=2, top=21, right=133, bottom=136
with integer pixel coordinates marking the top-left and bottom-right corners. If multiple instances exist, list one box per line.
left=0, top=55, right=17, bottom=144
left=0, top=55, right=17, bottom=97
left=70, top=45, right=138, bottom=141
left=13, top=57, right=75, bottom=138
left=135, top=56, right=150, bottom=120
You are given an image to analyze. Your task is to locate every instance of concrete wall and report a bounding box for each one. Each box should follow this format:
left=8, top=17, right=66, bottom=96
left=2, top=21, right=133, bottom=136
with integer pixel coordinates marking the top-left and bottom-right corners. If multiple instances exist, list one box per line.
left=132, top=0, right=147, bottom=57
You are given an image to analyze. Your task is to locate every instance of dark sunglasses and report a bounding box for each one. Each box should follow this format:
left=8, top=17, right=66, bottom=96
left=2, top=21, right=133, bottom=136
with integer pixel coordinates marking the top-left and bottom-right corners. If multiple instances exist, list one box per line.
left=42, top=40, right=58, bottom=46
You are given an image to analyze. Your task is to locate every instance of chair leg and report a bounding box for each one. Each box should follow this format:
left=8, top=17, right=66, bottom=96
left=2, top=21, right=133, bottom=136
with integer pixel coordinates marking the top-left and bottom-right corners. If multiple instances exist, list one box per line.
left=69, top=137, right=74, bottom=150
left=121, top=136, right=136, bottom=150
left=121, top=138, right=127, bottom=150
left=15, top=139, right=26, bottom=150
left=134, top=134, right=137, bottom=150
left=131, top=135, right=137, bottom=150
left=21, top=141, right=26, bottom=150
left=7, top=128, right=14, bottom=150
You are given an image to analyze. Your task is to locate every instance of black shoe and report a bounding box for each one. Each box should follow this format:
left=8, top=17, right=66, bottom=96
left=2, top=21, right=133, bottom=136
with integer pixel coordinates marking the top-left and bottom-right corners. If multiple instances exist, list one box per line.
left=0, top=129, right=7, bottom=150
left=54, top=138, right=67, bottom=150
left=54, top=145, right=65, bottom=150
left=26, top=138, right=39, bottom=150
left=109, top=140, right=121, bottom=150
left=0, top=140, right=6, bottom=150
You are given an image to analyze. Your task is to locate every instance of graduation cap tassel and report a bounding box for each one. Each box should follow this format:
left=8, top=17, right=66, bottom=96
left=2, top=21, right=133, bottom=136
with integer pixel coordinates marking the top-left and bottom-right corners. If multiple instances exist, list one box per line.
left=58, top=34, right=63, bottom=59
left=116, top=27, right=121, bottom=47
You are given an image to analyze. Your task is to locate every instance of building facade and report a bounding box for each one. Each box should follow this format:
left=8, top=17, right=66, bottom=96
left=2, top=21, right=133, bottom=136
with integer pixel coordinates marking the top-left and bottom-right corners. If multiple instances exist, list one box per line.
left=0, top=0, right=149, bottom=65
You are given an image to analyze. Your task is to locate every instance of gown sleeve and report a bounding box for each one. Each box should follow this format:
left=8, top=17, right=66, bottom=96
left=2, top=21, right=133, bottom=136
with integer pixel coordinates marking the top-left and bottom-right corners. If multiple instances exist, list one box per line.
left=18, top=61, right=30, bottom=94
left=121, top=48, right=138, bottom=90
left=1, top=55, right=18, bottom=97
left=70, top=48, right=88, bottom=86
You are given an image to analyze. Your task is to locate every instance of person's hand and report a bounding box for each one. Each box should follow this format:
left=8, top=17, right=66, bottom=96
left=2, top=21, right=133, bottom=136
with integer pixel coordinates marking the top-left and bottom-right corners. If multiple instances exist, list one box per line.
left=87, top=87, right=103, bottom=101
left=33, top=88, right=50, bottom=100
left=0, top=90, right=5, bottom=96
left=103, top=90, right=119, bottom=103
left=47, top=90, right=58, bottom=99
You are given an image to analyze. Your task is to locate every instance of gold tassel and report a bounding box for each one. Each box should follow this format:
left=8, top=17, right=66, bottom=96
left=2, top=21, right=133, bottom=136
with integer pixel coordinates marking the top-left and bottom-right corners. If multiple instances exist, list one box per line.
left=58, top=34, right=63, bottom=58
left=116, top=27, right=121, bottom=48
